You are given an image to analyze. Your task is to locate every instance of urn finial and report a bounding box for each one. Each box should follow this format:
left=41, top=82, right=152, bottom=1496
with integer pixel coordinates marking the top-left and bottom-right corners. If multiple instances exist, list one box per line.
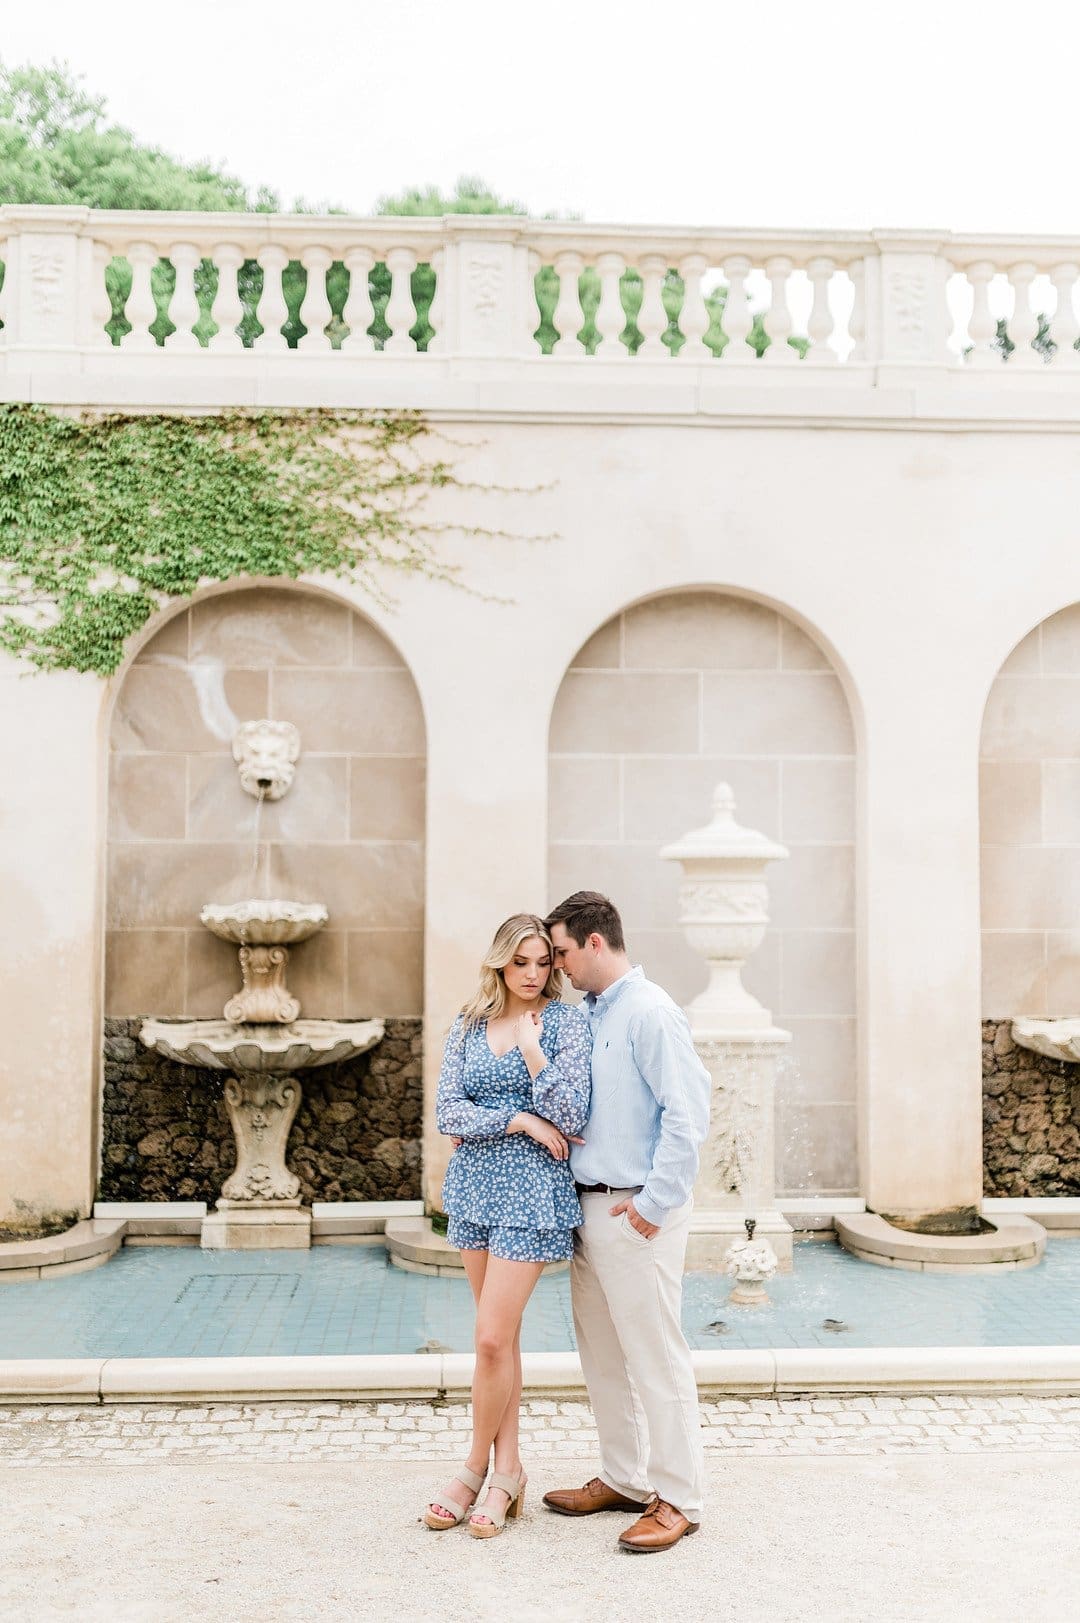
left=660, top=783, right=789, bottom=1032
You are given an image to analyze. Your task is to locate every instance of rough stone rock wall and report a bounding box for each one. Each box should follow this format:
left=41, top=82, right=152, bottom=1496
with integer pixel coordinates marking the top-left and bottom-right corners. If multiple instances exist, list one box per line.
left=983, top=1019, right=1080, bottom=1196
left=100, top=1018, right=422, bottom=1204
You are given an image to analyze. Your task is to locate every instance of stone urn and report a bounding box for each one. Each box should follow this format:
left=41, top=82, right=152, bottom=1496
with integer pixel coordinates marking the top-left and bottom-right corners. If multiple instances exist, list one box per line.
left=724, top=1230, right=780, bottom=1306
left=661, top=782, right=788, bottom=1031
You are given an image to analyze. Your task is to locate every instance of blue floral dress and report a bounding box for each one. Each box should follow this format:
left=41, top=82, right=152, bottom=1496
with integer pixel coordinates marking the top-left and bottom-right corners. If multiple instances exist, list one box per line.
left=436, top=1000, right=592, bottom=1262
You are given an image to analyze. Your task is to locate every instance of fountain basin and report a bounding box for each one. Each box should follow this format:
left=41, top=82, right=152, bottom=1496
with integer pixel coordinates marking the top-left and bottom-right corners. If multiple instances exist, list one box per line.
left=139, top=1018, right=384, bottom=1073
left=200, top=900, right=328, bottom=946
left=1012, top=1017, right=1080, bottom=1065
left=836, top=1211, right=1046, bottom=1272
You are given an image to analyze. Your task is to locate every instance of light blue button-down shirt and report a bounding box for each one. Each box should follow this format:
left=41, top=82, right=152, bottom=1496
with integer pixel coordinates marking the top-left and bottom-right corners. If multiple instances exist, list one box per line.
left=570, top=966, right=710, bottom=1228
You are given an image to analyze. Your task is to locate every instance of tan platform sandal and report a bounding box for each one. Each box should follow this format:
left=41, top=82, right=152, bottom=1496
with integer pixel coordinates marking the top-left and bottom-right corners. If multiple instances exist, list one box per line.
left=423, top=1464, right=487, bottom=1530
left=468, top=1471, right=526, bottom=1539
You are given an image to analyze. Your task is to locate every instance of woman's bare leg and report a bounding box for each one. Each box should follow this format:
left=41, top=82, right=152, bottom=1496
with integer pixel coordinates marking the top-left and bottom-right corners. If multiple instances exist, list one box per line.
left=469, top=1258, right=543, bottom=1524
left=429, top=1247, right=491, bottom=1520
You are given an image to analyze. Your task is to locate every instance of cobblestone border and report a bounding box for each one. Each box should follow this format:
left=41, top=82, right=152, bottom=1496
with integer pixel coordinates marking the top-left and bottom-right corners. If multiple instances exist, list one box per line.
left=4, top=1396, right=1080, bottom=1466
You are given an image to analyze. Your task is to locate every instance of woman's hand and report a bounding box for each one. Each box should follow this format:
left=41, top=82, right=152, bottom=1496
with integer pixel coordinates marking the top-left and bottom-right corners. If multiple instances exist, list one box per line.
left=508, top=1111, right=576, bottom=1160
left=515, top=1009, right=549, bottom=1080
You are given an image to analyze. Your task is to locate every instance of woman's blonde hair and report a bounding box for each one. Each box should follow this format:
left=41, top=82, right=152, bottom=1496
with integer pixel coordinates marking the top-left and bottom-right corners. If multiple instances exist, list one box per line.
left=459, top=914, right=563, bottom=1030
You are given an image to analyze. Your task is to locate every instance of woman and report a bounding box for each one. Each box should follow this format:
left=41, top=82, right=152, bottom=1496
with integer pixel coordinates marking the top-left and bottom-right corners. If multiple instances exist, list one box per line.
left=424, top=914, right=591, bottom=1539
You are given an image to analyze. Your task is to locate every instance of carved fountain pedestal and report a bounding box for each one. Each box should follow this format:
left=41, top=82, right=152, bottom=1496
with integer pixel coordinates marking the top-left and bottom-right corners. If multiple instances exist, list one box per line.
left=662, top=784, right=794, bottom=1271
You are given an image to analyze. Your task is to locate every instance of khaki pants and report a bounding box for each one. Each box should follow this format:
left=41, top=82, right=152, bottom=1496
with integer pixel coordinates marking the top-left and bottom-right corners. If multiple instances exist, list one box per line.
left=571, top=1191, right=704, bottom=1521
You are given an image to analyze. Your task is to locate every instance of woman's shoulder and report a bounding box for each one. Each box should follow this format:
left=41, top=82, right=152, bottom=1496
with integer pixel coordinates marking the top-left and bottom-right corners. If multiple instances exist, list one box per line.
left=546, top=999, right=590, bottom=1036
left=444, top=1012, right=473, bottom=1047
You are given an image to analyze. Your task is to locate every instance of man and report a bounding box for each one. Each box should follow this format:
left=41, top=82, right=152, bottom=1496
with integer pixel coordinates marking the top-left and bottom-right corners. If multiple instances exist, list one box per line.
left=542, top=891, right=710, bottom=1554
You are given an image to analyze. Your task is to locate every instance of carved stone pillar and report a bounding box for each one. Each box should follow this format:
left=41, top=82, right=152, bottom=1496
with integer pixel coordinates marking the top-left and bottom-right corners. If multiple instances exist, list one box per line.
left=201, top=1072, right=309, bottom=1250
left=661, top=784, right=794, bottom=1269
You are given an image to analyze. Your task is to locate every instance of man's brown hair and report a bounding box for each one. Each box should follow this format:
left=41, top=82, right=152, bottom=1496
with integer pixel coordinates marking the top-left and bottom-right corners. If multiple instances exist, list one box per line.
left=544, top=890, right=626, bottom=952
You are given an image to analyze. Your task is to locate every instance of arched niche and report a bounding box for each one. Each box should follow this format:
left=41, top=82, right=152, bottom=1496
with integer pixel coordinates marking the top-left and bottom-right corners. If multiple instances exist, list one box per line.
left=101, top=585, right=427, bottom=1205
left=979, top=603, right=1080, bottom=1197
left=106, top=584, right=426, bottom=1020
left=547, top=589, right=857, bottom=1196
left=980, top=604, right=1080, bottom=1020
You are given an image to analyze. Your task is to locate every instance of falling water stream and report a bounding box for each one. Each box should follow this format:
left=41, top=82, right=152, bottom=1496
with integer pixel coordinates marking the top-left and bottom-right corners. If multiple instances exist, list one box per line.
left=250, top=786, right=268, bottom=897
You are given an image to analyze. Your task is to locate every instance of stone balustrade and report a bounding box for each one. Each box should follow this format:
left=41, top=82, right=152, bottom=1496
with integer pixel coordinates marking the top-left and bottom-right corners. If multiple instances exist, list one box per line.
left=3, top=207, right=1080, bottom=413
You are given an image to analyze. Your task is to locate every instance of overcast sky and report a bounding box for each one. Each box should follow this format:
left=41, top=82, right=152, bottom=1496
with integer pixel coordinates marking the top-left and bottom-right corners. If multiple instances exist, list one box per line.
left=2, top=0, right=1074, bottom=234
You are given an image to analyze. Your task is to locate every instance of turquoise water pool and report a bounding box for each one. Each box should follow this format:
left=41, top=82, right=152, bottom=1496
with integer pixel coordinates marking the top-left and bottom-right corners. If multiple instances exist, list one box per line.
left=1, top=1239, right=1078, bottom=1358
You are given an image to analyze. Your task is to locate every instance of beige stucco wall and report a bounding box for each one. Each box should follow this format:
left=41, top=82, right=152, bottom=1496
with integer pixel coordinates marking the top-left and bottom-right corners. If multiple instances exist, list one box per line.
left=11, top=416, right=1080, bottom=1224
left=981, top=604, right=1080, bottom=1018
left=549, top=593, right=856, bottom=1193
left=105, top=588, right=425, bottom=1020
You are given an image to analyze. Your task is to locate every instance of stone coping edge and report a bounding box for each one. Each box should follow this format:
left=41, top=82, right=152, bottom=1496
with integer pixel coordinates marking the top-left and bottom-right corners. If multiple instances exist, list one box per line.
left=836, top=1213, right=1045, bottom=1269
left=2, top=1346, right=1080, bottom=1404
left=0, top=1220, right=126, bottom=1276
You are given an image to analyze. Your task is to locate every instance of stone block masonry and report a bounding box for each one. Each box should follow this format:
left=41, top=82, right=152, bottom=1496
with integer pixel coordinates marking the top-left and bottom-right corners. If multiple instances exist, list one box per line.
left=5, top=1395, right=1080, bottom=1466
left=983, top=1019, right=1080, bottom=1196
left=100, top=1018, right=422, bottom=1204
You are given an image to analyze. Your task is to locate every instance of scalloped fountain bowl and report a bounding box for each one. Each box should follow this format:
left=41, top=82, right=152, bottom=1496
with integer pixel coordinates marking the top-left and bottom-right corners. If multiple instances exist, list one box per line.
left=139, top=1017, right=385, bottom=1074
left=199, top=899, right=328, bottom=946
left=1012, top=1018, right=1080, bottom=1065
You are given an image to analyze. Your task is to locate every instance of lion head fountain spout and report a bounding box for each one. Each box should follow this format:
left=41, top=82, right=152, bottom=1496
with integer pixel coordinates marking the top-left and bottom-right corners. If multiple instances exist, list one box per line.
left=233, top=718, right=300, bottom=801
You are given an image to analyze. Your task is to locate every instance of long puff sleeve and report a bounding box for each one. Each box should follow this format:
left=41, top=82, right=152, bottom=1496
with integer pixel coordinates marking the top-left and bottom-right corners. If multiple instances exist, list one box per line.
left=531, top=1005, right=592, bottom=1137
left=435, top=1017, right=518, bottom=1139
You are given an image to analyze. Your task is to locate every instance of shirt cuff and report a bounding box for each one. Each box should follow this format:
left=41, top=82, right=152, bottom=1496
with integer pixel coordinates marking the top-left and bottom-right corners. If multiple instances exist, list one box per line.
left=633, top=1189, right=666, bottom=1227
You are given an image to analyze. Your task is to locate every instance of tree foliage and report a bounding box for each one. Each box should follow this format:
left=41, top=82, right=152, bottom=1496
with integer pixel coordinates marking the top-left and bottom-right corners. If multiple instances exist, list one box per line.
left=0, top=60, right=281, bottom=211
left=375, top=174, right=527, bottom=217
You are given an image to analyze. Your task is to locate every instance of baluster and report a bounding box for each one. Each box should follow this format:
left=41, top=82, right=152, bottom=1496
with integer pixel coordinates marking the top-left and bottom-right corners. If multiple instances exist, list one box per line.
left=720, top=254, right=753, bottom=363
left=637, top=254, right=669, bottom=357
left=124, top=241, right=158, bottom=351
left=805, top=256, right=836, bottom=365
left=763, top=255, right=794, bottom=362
left=426, top=247, right=445, bottom=354
left=384, top=247, right=418, bottom=354
left=1007, top=261, right=1039, bottom=367
left=209, top=243, right=244, bottom=352
left=256, top=246, right=290, bottom=351
left=847, top=259, right=866, bottom=363
left=0, top=241, right=7, bottom=348
left=297, top=247, right=333, bottom=352
left=88, top=241, right=112, bottom=347
left=1050, top=262, right=1080, bottom=367
left=594, top=251, right=627, bottom=359
left=966, top=261, right=998, bottom=367
left=552, top=251, right=584, bottom=354
left=677, top=253, right=709, bottom=359
left=166, top=242, right=201, bottom=351
left=526, top=249, right=542, bottom=353
left=341, top=246, right=375, bottom=352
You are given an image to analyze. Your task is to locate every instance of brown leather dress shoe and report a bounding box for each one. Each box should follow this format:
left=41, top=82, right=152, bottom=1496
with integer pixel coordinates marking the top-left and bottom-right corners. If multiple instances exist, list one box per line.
left=617, top=1496, right=700, bottom=1553
left=542, top=1477, right=650, bottom=1517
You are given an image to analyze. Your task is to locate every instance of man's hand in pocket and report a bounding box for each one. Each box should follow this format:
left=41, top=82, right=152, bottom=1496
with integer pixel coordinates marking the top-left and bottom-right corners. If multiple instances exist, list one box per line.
left=609, top=1197, right=659, bottom=1240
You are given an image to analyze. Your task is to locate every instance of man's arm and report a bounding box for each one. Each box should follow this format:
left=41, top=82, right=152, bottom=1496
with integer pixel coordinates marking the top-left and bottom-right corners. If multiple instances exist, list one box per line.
left=627, top=1003, right=710, bottom=1229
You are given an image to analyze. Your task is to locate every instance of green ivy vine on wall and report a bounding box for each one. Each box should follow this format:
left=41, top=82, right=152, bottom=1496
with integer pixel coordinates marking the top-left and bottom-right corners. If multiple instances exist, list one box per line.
left=0, top=404, right=491, bottom=677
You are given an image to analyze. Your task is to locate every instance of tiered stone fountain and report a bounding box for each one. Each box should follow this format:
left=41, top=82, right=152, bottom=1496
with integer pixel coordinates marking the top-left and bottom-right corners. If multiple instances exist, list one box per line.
left=140, top=721, right=384, bottom=1249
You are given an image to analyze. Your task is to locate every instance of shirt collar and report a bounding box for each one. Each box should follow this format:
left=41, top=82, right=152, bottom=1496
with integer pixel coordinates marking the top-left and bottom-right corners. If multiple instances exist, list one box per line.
left=584, top=964, right=643, bottom=1018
